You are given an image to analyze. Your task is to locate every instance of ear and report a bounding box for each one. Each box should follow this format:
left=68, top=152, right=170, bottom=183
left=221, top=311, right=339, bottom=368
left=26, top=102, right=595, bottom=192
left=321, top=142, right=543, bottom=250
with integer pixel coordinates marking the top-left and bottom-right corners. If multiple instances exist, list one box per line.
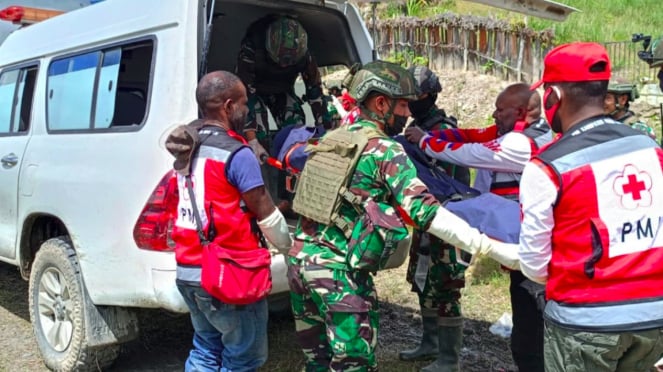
left=619, top=94, right=628, bottom=106
left=223, top=99, right=233, bottom=115
left=375, top=95, right=389, bottom=113
left=517, top=106, right=527, bottom=119
left=550, top=86, right=562, bottom=104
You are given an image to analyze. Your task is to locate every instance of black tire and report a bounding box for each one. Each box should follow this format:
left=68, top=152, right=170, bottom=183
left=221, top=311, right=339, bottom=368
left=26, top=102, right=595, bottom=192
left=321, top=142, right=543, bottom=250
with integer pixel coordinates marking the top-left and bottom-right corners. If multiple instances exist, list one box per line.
left=29, top=237, right=120, bottom=371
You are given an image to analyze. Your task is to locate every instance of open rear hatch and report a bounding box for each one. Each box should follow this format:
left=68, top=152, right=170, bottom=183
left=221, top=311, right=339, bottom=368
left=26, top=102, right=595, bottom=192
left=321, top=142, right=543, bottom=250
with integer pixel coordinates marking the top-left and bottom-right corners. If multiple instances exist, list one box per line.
left=199, top=0, right=373, bottom=77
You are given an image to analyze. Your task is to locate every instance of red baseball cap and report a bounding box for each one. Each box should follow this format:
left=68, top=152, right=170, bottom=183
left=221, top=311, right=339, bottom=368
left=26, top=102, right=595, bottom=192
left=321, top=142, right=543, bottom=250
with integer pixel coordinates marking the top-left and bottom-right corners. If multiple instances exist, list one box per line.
left=531, top=42, right=611, bottom=90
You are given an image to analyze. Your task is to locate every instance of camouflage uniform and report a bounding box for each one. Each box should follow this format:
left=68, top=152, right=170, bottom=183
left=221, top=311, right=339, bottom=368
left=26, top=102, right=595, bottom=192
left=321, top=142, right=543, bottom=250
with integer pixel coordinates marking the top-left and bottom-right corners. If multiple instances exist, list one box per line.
left=235, top=15, right=331, bottom=142
left=405, top=233, right=466, bottom=316
left=620, top=111, right=656, bottom=139
left=400, top=65, right=469, bottom=371
left=288, top=61, right=448, bottom=371
left=288, top=116, right=441, bottom=371
left=638, top=35, right=663, bottom=90
left=405, top=107, right=469, bottom=319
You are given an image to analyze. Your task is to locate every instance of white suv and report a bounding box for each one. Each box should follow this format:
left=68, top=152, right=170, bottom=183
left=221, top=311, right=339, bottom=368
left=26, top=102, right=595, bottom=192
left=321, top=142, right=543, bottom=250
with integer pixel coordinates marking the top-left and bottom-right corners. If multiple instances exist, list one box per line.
left=0, top=0, right=372, bottom=370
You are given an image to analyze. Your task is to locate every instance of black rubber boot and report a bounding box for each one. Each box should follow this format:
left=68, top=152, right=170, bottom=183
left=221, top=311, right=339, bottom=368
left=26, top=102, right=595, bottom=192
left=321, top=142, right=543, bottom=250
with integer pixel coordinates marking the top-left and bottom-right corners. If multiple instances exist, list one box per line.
left=399, top=315, right=439, bottom=361
left=420, top=319, right=463, bottom=372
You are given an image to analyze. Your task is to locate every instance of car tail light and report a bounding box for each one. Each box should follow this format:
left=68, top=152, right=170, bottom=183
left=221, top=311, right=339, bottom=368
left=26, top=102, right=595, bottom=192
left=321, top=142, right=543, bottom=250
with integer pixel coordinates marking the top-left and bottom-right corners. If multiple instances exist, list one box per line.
left=133, top=170, right=179, bottom=251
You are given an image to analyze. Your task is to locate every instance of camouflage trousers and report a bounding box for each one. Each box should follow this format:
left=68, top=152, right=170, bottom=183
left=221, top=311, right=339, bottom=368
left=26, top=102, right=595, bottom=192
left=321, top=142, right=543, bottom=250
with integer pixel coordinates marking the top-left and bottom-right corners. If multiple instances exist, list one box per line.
left=406, top=232, right=466, bottom=318
left=249, top=91, right=306, bottom=138
left=287, top=258, right=379, bottom=372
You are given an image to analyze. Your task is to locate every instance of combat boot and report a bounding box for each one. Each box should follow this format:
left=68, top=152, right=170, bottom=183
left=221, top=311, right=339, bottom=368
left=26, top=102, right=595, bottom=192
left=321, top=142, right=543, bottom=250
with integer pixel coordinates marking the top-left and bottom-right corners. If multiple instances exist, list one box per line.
left=399, top=314, right=439, bottom=361
left=420, top=318, right=463, bottom=372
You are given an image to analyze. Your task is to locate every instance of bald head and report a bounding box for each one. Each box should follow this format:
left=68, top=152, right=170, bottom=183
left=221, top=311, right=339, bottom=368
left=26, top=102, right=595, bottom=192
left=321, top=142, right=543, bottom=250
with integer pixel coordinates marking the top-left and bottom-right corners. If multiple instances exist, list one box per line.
left=501, top=83, right=532, bottom=107
left=196, top=71, right=244, bottom=118
left=493, top=83, right=531, bottom=135
left=527, top=90, right=542, bottom=123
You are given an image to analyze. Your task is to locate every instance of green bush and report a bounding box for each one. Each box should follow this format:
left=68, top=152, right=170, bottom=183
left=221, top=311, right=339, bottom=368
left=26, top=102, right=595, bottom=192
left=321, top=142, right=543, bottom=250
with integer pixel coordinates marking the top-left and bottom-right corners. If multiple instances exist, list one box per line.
left=384, top=49, right=429, bottom=68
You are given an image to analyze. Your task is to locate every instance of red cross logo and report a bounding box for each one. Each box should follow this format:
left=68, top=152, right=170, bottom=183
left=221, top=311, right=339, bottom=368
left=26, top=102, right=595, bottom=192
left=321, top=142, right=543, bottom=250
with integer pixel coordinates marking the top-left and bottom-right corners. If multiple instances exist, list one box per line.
left=622, top=174, right=646, bottom=200
left=613, top=164, right=652, bottom=209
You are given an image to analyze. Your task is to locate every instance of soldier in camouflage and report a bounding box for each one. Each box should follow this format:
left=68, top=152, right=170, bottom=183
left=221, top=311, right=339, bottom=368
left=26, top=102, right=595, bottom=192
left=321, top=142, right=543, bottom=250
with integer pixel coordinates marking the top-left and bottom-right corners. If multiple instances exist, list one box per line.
left=648, top=37, right=663, bottom=92
left=604, top=82, right=656, bottom=139
left=235, top=15, right=331, bottom=161
left=287, top=61, right=517, bottom=371
left=399, top=66, right=470, bottom=371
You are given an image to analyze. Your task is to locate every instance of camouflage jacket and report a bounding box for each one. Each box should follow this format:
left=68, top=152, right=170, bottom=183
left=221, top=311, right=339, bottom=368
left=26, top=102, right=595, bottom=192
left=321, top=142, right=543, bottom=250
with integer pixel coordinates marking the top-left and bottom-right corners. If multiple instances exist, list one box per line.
left=290, top=118, right=441, bottom=270
left=619, top=110, right=656, bottom=139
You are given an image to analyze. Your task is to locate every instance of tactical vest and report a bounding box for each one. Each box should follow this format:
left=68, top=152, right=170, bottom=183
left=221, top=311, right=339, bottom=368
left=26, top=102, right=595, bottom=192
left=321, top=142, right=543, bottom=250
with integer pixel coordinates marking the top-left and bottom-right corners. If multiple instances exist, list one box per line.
left=292, top=124, right=411, bottom=272
left=293, top=125, right=383, bottom=231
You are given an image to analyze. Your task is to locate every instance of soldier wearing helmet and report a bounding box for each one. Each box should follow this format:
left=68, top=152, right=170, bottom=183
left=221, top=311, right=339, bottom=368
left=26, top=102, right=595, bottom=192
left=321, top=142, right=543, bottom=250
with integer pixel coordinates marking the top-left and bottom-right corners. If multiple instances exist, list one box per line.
left=654, top=37, right=663, bottom=92
left=605, top=82, right=656, bottom=139
left=398, top=66, right=470, bottom=371
left=235, top=15, right=331, bottom=161
left=637, top=35, right=663, bottom=92
left=287, top=60, right=516, bottom=371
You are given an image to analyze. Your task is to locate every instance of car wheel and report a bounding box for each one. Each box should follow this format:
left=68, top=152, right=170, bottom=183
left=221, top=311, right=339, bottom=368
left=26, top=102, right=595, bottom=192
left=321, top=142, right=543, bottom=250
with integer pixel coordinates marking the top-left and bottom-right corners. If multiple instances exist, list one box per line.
left=29, top=237, right=120, bottom=371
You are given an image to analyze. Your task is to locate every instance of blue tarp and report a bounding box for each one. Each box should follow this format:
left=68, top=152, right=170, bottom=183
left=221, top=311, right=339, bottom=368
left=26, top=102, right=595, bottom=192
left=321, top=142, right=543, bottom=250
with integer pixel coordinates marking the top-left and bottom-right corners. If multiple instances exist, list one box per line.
left=273, top=127, right=521, bottom=243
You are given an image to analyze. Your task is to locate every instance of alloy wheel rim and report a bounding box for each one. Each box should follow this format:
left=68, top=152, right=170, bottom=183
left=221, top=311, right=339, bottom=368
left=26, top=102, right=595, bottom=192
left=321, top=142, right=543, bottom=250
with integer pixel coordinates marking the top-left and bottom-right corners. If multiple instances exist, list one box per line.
left=37, top=267, right=73, bottom=352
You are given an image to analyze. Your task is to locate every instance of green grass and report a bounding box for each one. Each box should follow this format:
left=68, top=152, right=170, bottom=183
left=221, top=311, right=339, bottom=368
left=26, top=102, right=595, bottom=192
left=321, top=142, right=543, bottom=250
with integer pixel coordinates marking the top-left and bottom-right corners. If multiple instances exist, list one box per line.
left=454, top=0, right=663, bottom=44
left=378, top=0, right=663, bottom=44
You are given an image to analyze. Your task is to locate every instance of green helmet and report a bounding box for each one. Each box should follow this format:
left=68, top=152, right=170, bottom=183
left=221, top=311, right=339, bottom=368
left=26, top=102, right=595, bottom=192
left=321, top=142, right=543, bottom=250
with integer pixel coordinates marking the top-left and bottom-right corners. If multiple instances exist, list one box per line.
left=607, top=83, right=639, bottom=102
left=265, top=17, right=308, bottom=67
left=349, top=61, right=419, bottom=103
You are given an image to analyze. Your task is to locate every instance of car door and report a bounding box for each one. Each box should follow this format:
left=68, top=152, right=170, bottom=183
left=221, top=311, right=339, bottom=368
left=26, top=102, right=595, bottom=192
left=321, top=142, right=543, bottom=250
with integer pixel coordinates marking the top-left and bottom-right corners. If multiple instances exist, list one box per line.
left=0, top=64, right=38, bottom=260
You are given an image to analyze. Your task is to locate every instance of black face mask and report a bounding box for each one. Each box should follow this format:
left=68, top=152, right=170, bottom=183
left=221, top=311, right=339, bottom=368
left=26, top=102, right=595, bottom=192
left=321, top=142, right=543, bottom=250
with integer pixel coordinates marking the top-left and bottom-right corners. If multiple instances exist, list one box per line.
left=386, top=114, right=408, bottom=136
left=408, top=95, right=436, bottom=119
left=658, top=69, right=663, bottom=93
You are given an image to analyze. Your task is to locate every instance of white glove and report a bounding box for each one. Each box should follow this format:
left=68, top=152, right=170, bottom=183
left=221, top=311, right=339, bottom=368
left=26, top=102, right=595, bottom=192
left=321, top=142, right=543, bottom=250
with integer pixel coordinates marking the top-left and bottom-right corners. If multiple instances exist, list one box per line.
left=426, top=207, right=520, bottom=269
left=257, top=208, right=292, bottom=254
left=248, top=138, right=268, bottom=164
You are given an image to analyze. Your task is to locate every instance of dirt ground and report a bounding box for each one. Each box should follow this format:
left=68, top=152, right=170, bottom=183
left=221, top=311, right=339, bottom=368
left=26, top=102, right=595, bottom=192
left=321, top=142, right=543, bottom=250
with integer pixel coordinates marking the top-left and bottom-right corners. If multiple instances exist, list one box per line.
left=0, top=259, right=514, bottom=372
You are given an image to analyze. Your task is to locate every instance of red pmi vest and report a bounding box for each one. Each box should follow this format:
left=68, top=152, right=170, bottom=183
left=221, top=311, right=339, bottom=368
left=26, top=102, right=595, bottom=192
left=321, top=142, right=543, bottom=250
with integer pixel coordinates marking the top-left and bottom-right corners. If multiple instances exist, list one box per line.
left=172, top=127, right=262, bottom=273
left=535, top=116, right=663, bottom=331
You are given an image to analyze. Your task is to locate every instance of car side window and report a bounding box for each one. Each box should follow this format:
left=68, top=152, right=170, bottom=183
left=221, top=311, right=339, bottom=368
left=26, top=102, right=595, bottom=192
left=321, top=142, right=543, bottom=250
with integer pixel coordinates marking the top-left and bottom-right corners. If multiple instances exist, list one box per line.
left=47, top=51, right=100, bottom=130
left=0, top=65, right=38, bottom=135
left=46, top=39, right=153, bottom=132
left=94, top=48, right=121, bottom=128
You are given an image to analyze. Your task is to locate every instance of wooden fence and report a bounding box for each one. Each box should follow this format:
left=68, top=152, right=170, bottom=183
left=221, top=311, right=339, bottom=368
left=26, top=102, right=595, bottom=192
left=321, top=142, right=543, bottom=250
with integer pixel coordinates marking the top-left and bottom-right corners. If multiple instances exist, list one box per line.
left=603, top=40, right=659, bottom=84
left=371, top=14, right=555, bottom=83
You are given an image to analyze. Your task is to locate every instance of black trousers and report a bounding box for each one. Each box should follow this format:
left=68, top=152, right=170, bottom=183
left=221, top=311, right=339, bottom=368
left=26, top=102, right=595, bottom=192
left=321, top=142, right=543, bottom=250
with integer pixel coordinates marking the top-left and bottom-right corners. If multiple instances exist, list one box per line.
left=510, top=270, right=545, bottom=372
